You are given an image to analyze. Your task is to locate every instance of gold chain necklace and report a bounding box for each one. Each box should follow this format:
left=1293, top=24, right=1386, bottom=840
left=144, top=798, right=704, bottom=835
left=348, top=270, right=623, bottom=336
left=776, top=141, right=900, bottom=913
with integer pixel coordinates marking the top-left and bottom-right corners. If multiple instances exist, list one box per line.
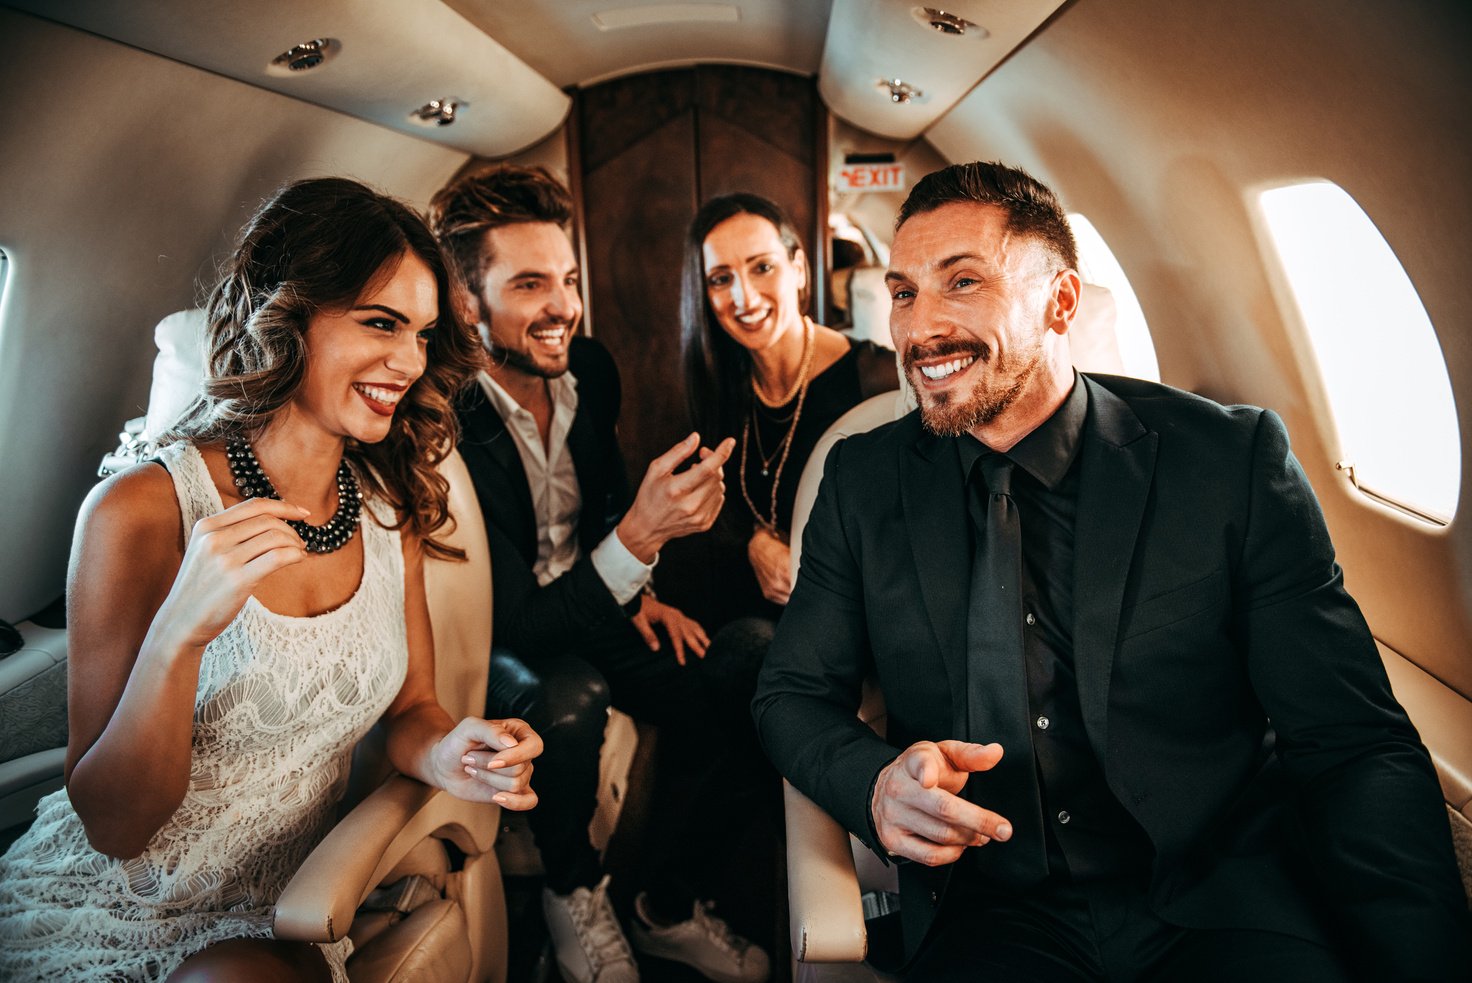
left=751, top=317, right=815, bottom=408
left=739, top=319, right=815, bottom=531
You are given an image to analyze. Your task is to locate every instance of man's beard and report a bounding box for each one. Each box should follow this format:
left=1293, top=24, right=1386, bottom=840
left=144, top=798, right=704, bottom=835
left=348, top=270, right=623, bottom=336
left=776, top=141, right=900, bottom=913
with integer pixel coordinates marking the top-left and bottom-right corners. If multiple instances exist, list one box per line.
left=481, top=309, right=572, bottom=380
left=905, top=338, right=1043, bottom=437
left=492, top=341, right=569, bottom=380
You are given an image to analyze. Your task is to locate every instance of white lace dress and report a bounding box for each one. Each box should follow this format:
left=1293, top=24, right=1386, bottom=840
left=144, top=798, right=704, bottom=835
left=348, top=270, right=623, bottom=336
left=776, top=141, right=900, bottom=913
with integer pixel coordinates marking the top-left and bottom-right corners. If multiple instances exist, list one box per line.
left=0, top=442, right=409, bottom=981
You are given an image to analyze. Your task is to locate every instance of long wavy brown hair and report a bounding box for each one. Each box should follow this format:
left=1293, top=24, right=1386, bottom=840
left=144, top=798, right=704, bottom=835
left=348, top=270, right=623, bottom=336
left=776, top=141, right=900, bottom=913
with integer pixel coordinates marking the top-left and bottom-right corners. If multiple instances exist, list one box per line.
left=163, top=177, right=484, bottom=560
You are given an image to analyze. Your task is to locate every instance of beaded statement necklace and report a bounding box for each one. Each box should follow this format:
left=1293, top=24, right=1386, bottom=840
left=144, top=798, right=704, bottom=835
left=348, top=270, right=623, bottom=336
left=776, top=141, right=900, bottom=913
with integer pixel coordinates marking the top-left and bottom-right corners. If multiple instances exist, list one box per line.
left=225, top=438, right=362, bottom=554
left=739, top=317, right=815, bottom=531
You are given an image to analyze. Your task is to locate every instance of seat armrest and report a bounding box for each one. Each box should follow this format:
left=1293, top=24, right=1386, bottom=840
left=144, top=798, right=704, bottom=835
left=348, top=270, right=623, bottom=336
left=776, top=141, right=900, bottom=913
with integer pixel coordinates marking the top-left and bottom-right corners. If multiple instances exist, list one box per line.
left=784, top=779, right=867, bottom=963
left=274, top=775, right=500, bottom=943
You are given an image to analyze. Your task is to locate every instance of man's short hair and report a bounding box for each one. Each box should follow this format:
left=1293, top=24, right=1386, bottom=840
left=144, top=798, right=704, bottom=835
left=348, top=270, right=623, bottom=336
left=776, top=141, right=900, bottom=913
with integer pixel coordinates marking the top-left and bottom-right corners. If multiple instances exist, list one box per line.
left=428, top=164, right=574, bottom=296
left=897, top=161, right=1079, bottom=273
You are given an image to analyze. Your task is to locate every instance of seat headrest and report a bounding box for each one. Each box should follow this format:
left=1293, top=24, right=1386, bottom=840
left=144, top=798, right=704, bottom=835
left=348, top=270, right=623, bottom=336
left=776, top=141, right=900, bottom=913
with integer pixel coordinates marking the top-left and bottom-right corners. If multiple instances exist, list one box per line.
left=144, top=308, right=208, bottom=441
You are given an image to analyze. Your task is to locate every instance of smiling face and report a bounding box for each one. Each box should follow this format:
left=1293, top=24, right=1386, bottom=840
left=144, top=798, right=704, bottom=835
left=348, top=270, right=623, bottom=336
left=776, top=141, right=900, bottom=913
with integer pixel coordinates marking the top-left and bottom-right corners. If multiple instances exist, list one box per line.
left=701, top=212, right=809, bottom=355
left=887, top=201, right=1078, bottom=440
left=474, top=221, right=581, bottom=381
left=293, top=250, right=436, bottom=444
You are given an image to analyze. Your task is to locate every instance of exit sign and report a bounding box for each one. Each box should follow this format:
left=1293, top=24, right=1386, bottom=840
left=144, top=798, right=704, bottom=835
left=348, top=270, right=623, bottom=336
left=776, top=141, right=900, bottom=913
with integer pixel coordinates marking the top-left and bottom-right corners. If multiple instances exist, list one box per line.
left=836, top=162, right=906, bottom=192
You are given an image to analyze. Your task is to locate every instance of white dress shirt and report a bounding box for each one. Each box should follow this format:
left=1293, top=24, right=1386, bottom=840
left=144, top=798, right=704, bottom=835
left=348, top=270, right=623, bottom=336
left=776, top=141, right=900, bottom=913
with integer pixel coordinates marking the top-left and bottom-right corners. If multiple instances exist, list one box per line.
left=478, top=369, right=653, bottom=605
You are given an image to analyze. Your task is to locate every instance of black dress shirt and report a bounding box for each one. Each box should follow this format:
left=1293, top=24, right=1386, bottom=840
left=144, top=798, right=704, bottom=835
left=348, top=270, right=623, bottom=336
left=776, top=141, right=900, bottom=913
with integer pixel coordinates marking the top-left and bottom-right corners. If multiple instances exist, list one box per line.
left=958, top=374, right=1153, bottom=883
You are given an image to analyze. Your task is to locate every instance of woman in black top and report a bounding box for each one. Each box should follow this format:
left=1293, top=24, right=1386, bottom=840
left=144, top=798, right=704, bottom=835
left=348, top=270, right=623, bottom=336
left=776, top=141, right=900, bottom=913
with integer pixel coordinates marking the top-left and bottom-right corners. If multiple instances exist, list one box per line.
left=681, top=193, right=898, bottom=629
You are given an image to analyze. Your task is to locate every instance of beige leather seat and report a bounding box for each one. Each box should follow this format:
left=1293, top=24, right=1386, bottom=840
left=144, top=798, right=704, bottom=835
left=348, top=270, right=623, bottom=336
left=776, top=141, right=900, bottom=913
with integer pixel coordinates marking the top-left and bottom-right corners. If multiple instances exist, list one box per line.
left=784, top=392, right=906, bottom=982
left=273, top=446, right=509, bottom=982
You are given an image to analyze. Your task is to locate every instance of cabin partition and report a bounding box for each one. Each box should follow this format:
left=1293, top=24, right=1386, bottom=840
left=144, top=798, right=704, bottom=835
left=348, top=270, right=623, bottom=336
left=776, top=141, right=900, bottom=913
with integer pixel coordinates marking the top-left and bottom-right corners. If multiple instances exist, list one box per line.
left=571, top=65, right=826, bottom=630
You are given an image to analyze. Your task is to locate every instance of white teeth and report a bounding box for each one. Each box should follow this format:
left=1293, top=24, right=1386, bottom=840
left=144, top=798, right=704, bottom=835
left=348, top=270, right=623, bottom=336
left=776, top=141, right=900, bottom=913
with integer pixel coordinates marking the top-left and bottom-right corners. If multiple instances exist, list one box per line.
left=918, top=356, right=976, bottom=381
left=354, top=383, right=402, bottom=406
left=529, top=327, right=567, bottom=344
left=736, top=310, right=769, bottom=325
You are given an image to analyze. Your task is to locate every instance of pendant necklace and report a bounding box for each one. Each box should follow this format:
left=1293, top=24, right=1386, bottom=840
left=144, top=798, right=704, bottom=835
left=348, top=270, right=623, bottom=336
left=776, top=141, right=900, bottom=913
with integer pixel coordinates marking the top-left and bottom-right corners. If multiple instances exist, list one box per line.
left=225, top=437, right=362, bottom=554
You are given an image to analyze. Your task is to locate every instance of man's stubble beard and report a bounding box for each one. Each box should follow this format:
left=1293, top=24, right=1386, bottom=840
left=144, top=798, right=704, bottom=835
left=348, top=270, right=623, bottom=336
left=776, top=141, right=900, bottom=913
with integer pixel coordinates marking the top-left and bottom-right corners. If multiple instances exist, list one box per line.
left=911, top=339, right=1046, bottom=438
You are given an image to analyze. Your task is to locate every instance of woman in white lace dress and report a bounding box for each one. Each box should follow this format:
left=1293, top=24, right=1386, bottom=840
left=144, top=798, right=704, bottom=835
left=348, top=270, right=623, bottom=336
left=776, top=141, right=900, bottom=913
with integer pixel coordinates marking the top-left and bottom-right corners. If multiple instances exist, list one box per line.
left=0, top=178, right=541, bottom=982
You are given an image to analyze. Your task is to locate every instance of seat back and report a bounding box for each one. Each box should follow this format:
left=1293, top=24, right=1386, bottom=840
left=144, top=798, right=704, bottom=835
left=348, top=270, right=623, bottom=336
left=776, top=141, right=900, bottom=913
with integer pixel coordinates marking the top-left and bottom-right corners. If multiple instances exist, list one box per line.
left=423, top=449, right=492, bottom=718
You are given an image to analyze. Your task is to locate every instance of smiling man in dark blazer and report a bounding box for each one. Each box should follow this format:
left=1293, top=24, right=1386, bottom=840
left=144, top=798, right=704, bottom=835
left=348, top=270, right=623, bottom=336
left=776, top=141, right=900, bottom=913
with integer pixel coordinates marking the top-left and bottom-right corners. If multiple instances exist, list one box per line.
left=753, top=161, right=1469, bottom=981
left=432, top=166, right=770, bottom=983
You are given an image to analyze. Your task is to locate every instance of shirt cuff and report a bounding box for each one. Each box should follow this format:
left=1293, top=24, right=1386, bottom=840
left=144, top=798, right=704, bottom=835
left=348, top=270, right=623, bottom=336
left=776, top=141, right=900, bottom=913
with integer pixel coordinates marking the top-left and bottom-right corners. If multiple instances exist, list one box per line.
left=591, top=529, right=656, bottom=606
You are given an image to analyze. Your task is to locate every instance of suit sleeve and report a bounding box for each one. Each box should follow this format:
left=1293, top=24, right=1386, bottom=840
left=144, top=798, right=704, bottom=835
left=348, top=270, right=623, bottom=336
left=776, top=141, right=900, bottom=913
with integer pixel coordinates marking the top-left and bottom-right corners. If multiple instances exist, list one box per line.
left=488, top=517, right=629, bottom=658
left=1236, top=410, right=1471, bottom=976
left=752, top=439, right=900, bottom=853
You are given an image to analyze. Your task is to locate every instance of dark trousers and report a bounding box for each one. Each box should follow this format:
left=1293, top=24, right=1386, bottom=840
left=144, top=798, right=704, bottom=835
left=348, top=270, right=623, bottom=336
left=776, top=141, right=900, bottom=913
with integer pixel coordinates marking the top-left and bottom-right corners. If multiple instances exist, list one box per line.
left=906, top=874, right=1352, bottom=982
left=486, top=617, right=771, bottom=911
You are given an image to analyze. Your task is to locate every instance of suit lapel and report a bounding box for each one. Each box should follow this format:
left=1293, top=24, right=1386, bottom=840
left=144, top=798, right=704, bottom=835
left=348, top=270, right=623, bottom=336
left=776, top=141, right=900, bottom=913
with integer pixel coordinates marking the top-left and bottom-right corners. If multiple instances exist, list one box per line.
left=458, top=384, right=536, bottom=546
left=899, top=421, right=970, bottom=739
left=1072, top=376, right=1157, bottom=757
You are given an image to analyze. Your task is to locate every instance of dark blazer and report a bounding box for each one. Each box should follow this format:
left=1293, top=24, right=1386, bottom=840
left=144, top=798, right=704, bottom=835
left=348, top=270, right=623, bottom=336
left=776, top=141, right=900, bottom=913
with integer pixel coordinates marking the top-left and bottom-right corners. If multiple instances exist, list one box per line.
left=754, top=374, right=1468, bottom=977
left=456, top=337, right=635, bottom=656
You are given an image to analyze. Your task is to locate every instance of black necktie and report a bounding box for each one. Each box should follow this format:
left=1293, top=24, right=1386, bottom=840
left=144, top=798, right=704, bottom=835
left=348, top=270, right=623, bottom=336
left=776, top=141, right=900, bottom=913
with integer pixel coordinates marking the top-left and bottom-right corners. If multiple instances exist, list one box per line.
left=963, top=454, right=1049, bottom=885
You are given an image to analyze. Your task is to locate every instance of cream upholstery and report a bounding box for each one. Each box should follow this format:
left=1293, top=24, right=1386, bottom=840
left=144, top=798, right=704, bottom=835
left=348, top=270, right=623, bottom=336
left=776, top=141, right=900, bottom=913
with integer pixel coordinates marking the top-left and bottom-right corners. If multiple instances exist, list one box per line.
left=274, top=446, right=509, bottom=982
left=785, top=393, right=904, bottom=977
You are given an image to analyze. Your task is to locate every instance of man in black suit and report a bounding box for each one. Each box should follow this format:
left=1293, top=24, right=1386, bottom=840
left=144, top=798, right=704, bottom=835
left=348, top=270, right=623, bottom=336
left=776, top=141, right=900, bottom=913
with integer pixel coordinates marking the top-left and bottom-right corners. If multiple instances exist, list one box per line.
left=431, top=167, right=769, bottom=983
left=754, top=161, right=1470, bottom=980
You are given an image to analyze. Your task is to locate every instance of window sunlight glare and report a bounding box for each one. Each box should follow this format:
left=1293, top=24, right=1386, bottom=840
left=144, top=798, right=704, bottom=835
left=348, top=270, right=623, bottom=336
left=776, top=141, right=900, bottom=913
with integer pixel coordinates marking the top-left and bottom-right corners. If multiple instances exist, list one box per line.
left=1259, top=182, right=1459, bottom=521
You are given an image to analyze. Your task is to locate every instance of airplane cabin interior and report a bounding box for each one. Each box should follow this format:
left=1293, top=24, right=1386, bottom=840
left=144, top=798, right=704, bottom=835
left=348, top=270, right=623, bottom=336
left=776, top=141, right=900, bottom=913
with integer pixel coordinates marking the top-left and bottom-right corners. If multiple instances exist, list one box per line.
left=0, top=1, right=1468, bottom=980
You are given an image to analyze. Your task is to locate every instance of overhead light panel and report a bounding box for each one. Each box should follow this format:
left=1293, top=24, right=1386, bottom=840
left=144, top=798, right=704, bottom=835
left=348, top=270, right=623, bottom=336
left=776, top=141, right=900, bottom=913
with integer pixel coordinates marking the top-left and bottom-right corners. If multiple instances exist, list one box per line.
left=266, top=37, right=339, bottom=77
left=592, top=4, right=740, bottom=31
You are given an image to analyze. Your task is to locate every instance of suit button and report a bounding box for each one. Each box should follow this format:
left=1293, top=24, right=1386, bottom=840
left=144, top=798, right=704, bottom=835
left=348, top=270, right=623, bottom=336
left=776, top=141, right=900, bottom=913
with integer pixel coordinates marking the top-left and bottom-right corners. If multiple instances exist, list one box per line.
left=929, top=891, right=939, bottom=905
left=1035, top=715, right=1050, bottom=731
left=1057, top=810, right=1071, bottom=825
left=1025, top=612, right=1036, bottom=626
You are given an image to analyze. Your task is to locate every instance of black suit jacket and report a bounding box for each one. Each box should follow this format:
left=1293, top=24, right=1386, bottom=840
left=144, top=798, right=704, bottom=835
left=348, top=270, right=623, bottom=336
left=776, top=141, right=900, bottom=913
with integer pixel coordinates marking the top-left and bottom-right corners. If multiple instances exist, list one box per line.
left=456, top=337, right=635, bottom=656
left=754, top=374, right=1469, bottom=976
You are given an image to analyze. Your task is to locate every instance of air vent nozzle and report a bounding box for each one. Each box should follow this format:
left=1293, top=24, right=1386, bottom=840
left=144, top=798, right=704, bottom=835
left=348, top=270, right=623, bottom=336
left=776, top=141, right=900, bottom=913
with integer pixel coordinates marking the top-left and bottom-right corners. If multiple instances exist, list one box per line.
left=909, top=7, right=988, bottom=40
left=267, top=38, right=339, bottom=76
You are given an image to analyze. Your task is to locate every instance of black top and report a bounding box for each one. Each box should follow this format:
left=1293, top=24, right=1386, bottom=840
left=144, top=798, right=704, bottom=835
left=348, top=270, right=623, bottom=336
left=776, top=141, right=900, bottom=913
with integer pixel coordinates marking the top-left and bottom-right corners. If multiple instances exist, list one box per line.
left=715, top=337, right=898, bottom=623
left=958, top=374, right=1153, bottom=884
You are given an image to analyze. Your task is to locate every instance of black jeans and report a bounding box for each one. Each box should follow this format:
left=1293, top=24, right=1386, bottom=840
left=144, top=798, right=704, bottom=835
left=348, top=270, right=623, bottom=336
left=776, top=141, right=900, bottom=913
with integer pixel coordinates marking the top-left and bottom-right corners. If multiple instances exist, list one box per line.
left=486, top=617, right=771, bottom=912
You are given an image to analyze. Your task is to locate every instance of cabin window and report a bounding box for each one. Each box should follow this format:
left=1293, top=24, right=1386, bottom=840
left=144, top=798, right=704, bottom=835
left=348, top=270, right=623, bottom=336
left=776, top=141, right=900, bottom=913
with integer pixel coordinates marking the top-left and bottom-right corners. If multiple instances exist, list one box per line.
left=1258, top=181, right=1459, bottom=523
left=1066, top=214, right=1160, bottom=383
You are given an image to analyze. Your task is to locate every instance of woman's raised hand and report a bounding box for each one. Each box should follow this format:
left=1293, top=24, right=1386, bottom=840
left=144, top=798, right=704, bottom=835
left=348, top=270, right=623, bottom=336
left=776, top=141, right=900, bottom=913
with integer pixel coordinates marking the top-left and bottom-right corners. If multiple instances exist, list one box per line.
left=747, top=526, right=794, bottom=605
left=155, top=498, right=309, bottom=651
left=439, top=717, right=542, bottom=810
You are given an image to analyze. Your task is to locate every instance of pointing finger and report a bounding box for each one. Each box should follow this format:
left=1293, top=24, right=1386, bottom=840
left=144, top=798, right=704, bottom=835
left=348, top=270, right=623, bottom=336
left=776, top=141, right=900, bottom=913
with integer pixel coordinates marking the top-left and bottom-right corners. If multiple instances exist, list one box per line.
left=649, top=433, right=701, bottom=476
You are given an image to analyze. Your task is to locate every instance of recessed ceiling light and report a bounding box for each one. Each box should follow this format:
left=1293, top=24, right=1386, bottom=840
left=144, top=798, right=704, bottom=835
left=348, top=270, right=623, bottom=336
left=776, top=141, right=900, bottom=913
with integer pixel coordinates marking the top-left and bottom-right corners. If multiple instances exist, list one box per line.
left=266, top=38, right=340, bottom=77
left=409, top=97, right=465, bottom=127
left=909, top=7, right=987, bottom=39
left=877, top=79, right=924, bottom=104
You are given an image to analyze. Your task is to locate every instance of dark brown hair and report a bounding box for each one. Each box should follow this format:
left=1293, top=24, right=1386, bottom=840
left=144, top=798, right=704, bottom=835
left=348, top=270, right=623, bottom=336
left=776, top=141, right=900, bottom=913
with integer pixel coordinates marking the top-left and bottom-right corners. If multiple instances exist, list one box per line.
left=897, top=161, right=1079, bottom=272
left=428, top=164, right=573, bottom=300
left=680, top=193, right=809, bottom=441
left=164, top=177, right=484, bottom=560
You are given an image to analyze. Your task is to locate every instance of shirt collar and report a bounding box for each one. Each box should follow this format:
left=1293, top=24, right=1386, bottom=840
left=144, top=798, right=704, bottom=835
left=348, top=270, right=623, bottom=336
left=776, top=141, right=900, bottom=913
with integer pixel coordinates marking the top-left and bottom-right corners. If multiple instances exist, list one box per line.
left=956, top=371, right=1087, bottom=490
left=477, top=368, right=579, bottom=421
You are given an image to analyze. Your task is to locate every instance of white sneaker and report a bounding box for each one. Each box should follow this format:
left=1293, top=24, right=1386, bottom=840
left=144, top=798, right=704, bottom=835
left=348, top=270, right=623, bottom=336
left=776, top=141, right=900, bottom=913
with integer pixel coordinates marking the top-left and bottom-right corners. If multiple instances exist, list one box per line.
left=630, top=893, right=770, bottom=983
left=541, top=875, right=640, bottom=983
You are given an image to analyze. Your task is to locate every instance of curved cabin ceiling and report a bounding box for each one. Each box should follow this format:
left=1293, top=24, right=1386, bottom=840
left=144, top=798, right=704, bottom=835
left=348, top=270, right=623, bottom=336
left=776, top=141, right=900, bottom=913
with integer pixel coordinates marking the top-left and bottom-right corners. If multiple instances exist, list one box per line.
left=442, top=0, right=832, bottom=87
left=4, top=0, right=571, bottom=158
left=8, top=0, right=1066, bottom=156
left=820, top=0, right=1066, bottom=140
